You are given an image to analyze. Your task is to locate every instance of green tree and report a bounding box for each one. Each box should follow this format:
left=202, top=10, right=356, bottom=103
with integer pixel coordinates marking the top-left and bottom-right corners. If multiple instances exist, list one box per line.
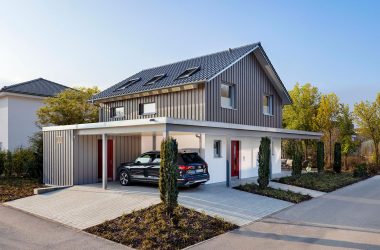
left=159, top=137, right=179, bottom=215
left=354, top=93, right=380, bottom=164
left=314, top=93, right=340, bottom=168
left=37, top=87, right=100, bottom=126
left=333, top=143, right=342, bottom=173
left=292, top=142, right=303, bottom=177
left=337, top=104, right=357, bottom=169
left=283, top=83, right=321, bottom=158
left=258, top=137, right=271, bottom=189
left=316, top=141, right=324, bottom=173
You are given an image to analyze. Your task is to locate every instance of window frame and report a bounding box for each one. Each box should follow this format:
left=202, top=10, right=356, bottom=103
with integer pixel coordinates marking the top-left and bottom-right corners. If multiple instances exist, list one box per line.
left=263, top=94, right=274, bottom=116
left=144, top=74, right=167, bottom=85
left=110, top=106, right=125, bottom=118
left=220, top=82, right=236, bottom=109
left=139, top=102, right=156, bottom=115
left=176, top=66, right=200, bottom=80
left=114, top=78, right=141, bottom=92
left=213, top=140, right=222, bottom=158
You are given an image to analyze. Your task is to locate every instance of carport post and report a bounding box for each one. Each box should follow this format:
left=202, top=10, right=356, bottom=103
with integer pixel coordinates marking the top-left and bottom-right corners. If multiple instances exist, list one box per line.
left=102, top=133, right=108, bottom=189
left=226, top=136, right=231, bottom=187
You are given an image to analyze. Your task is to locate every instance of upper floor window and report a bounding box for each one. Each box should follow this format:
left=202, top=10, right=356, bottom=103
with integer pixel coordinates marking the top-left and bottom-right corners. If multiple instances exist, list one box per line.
left=139, top=102, right=156, bottom=115
left=110, top=107, right=124, bottom=118
left=176, top=66, right=200, bottom=80
left=144, top=74, right=166, bottom=85
left=220, top=83, right=235, bottom=109
left=114, top=78, right=141, bottom=92
left=263, top=95, right=273, bottom=115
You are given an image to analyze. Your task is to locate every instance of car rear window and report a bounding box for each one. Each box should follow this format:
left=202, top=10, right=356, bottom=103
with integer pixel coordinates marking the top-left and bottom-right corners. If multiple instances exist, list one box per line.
left=179, top=153, right=204, bottom=164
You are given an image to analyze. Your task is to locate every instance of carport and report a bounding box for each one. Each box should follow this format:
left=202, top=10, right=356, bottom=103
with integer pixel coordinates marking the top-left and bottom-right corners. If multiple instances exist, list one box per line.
left=42, top=117, right=322, bottom=189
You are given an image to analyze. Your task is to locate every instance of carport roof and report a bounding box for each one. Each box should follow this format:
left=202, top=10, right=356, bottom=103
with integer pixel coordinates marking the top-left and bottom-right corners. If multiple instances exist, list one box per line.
left=42, top=117, right=322, bottom=140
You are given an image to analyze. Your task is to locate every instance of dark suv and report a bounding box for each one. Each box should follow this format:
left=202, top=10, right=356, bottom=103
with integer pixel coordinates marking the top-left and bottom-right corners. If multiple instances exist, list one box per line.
left=117, top=151, right=210, bottom=187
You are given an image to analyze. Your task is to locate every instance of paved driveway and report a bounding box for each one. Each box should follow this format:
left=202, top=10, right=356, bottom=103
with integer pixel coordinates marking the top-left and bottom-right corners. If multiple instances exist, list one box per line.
left=6, top=181, right=291, bottom=229
left=192, top=176, right=380, bottom=249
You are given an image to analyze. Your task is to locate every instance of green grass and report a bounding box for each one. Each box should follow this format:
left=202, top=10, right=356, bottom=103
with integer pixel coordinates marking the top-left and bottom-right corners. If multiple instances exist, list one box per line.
left=235, top=183, right=312, bottom=203
left=275, top=171, right=367, bottom=192
left=0, top=177, right=43, bottom=203
left=85, top=203, right=238, bottom=250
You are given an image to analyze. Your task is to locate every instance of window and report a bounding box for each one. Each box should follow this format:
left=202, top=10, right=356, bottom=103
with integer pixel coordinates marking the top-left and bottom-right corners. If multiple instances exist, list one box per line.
left=214, top=140, right=222, bottom=158
left=176, top=66, right=200, bottom=80
left=263, top=95, right=273, bottom=115
left=114, top=78, right=141, bottom=91
left=139, top=102, right=156, bottom=115
left=110, top=107, right=125, bottom=118
left=135, top=153, right=153, bottom=164
left=144, top=74, right=166, bottom=85
left=220, top=83, right=235, bottom=108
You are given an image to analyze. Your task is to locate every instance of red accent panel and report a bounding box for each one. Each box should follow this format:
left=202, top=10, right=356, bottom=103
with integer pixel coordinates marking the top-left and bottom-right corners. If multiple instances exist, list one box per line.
left=231, top=141, right=240, bottom=177
left=98, top=139, right=114, bottom=180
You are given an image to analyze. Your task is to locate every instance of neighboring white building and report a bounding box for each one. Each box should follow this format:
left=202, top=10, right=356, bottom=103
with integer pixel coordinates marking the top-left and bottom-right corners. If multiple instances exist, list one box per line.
left=0, top=78, right=68, bottom=151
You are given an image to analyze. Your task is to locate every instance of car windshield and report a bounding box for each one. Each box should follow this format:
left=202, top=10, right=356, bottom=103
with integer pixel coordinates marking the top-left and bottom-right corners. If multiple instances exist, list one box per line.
left=179, top=153, right=204, bottom=164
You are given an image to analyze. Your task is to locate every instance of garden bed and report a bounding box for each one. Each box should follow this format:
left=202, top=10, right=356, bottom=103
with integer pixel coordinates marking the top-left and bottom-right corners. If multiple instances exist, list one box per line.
left=0, top=177, right=44, bottom=202
left=234, top=183, right=312, bottom=203
left=85, top=203, right=237, bottom=250
left=274, top=172, right=367, bottom=192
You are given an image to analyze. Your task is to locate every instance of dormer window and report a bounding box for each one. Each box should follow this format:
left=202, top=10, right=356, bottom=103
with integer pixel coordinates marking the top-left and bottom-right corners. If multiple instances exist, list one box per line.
left=176, top=66, right=200, bottom=80
left=114, top=78, right=141, bottom=91
left=144, top=74, right=166, bottom=85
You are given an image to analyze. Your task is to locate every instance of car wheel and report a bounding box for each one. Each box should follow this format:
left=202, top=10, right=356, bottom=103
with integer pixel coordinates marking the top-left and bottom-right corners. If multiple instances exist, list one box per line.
left=119, top=170, right=130, bottom=186
left=190, top=183, right=201, bottom=188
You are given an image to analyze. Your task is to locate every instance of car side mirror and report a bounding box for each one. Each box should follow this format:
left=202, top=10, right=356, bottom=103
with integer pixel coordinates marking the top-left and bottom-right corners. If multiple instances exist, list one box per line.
left=135, top=161, right=141, bottom=165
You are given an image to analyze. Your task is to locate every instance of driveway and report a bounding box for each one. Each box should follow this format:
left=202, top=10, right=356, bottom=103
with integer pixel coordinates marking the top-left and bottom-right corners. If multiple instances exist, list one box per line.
left=0, top=205, right=129, bottom=250
left=191, top=176, right=380, bottom=249
left=5, top=181, right=291, bottom=229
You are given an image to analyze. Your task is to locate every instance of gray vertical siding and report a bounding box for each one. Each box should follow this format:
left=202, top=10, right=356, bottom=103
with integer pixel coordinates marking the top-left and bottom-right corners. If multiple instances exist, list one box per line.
left=100, top=86, right=205, bottom=122
left=43, top=130, right=74, bottom=186
left=205, top=53, right=283, bottom=128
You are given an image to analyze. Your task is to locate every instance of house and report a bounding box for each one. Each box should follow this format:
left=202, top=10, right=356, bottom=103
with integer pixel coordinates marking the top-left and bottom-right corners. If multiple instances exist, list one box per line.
left=42, top=43, right=321, bottom=188
left=0, top=78, right=69, bottom=151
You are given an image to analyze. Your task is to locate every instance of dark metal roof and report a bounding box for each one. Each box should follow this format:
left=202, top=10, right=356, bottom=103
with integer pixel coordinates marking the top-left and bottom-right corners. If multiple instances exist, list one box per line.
left=91, top=43, right=260, bottom=101
left=0, top=78, right=69, bottom=97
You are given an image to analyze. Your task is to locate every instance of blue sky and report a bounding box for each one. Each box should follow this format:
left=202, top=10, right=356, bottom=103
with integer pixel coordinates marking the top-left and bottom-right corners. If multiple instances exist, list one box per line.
left=0, top=0, right=379, bottom=107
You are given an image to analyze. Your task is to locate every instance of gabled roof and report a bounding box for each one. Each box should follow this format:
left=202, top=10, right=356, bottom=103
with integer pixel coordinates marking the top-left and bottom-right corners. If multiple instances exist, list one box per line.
left=0, top=78, right=69, bottom=97
left=91, top=43, right=292, bottom=104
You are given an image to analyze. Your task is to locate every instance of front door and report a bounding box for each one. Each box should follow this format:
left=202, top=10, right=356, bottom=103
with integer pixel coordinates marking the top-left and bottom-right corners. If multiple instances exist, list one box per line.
left=98, top=139, right=113, bottom=180
left=231, top=140, right=240, bottom=178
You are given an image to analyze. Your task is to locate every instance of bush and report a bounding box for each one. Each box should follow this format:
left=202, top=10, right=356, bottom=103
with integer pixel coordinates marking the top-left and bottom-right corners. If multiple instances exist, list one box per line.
left=292, top=143, right=303, bottom=177
left=4, top=151, right=13, bottom=177
left=28, top=132, right=43, bottom=180
left=258, top=137, right=271, bottom=189
left=333, top=143, right=342, bottom=173
left=0, top=151, right=5, bottom=176
left=12, top=148, right=35, bottom=177
left=367, top=165, right=379, bottom=176
left=353, top=164, right=368, bottom=178
left=159, top=137, right=179, bottom=214
left=317, top=141, right=324, bottom=173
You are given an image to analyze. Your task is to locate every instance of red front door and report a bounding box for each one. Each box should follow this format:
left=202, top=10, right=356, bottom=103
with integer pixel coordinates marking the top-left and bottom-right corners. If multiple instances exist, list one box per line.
left=98, top=139, right=113, bottom=180
left=231, top=141, right=240, bottom=177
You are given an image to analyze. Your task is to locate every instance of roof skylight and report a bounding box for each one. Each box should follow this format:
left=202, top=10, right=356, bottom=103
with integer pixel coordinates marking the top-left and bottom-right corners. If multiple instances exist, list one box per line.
left=114, top=78, right=141, bottom=91
left=176, top=66, right=200, bottom=80
left=144, top=74, right=167, bottom=85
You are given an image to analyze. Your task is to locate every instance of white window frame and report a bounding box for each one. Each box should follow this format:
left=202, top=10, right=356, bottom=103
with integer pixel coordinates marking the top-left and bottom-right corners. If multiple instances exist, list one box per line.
left=213, top=140, right=222, bottom=158
left=220, top=82, right=236, bottom=109
left=110, top=106, right=125, bottom=118
left=139, top=102, right=156, bottom=115
left=263, top=95, right=273, bottom=116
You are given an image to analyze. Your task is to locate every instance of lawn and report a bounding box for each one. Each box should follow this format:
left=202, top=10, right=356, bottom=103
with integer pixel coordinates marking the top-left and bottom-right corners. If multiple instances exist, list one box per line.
left=235, top=183, right=312, bottom=203
left=85, top=203, right=237, bottom=250
left=275, top=172, right=367, bottom=192
left=0, top=177, right=43, bottom=202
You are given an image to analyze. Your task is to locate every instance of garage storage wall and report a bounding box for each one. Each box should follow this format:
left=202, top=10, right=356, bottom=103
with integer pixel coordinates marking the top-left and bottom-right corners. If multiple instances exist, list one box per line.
left=73, top=134, right=141, bottom=185
left=43, top=130, right=74, bottom=186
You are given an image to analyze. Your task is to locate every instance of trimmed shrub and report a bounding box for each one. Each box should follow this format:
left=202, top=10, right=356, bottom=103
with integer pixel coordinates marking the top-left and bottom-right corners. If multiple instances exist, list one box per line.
left=316, top=141, right=324, bottom=173
left=159, top=137, right=179, bottom=214
left=333, top=143, right=342, bottom=173
left=4, top=151, right=13, bottom=177
left=12, top=148, right=35, bottom=177
left=292, top=144, right=303, bottom=177
left=258, top=137, right=271, bottom=189
left=0, top=151, right=5, bottom=176
left=28, top=132, right=43, bottom=180
left=353, top=164, right=368, bottom=178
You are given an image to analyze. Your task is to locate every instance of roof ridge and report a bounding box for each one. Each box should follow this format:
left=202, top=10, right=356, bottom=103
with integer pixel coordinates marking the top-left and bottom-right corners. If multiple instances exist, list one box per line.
left=141, top=43, right=259, bottom=72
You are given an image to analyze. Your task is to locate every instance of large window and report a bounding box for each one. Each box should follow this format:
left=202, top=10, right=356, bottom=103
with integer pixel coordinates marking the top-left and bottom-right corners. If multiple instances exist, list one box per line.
left=263, top=95, right=273, bottom=115
left=110, top=107, right=124, bottom=118
left=214, top=140, right=222, bottom=158
left=220, top=83, right=235, bottom=109
left=139, top=102, right=156, bottom=115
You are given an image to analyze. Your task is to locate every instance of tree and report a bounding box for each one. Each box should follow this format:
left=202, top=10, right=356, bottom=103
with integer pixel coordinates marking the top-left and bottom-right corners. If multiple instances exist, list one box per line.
left=354, top=93, right=380, bottom=164
left=159, top=137, right=179, bottom=215
left=337, top=104, right=357, bottom=169
left=37, top=87, right=100, bottom=126
left=292, top=142, right=303, bottom=177
left=283, top=83, right=321, bottom=158
left=333, top=143, right=342, bottom=173
left=314, top=93, right=340, bottom=168
left=258, top=137, right=271, bottom=189
left=316, top=141, right=324, bottom=173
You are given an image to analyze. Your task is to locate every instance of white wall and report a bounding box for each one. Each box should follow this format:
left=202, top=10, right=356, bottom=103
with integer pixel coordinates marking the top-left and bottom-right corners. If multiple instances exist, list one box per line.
left=204, top=135, right=227, bottom=183
left=0, top=97, right=9, bottom=150
left=271, top=137, right=282, bottom=175
left=7, top=95, right=45, bottom=151
left=141, top=134, right=200, bottom=153
left=238, top=137, right=261, bottom=179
